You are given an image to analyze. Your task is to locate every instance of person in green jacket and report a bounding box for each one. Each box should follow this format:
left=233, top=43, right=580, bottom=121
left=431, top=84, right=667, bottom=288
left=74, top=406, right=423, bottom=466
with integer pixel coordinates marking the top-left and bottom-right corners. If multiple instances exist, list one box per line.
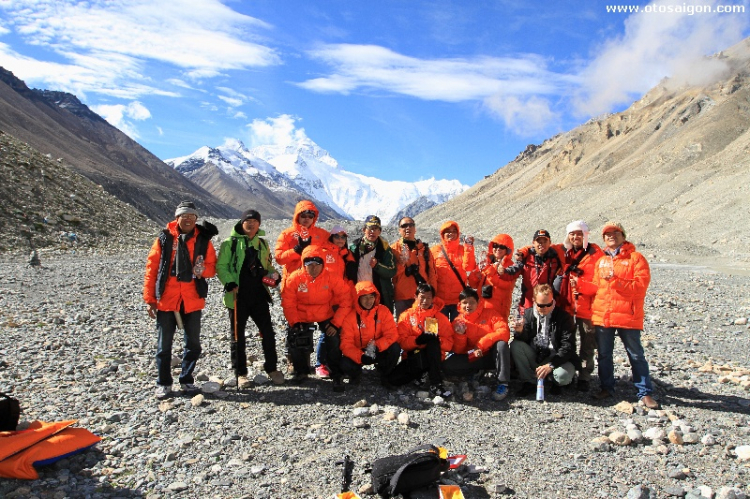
left=350, top=215, right=397, bottom=313
left=217, top=210, right=284, bottom=387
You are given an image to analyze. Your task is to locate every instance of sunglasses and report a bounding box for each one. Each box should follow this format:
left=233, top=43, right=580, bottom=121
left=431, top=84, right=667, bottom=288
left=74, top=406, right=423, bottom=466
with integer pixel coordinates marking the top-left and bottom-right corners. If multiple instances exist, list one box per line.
left=536, top=301, right=554, bottom=309
left=400, top=223, right=415, bottom=229
left=299, top=211, right=315, bottom=219
left=491, top=243, right=509, bottom=251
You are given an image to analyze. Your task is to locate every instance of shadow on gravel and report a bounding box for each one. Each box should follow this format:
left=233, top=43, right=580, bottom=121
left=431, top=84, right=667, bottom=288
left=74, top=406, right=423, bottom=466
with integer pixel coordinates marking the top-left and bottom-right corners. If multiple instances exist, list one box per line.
left=661, top=385, right=750, bottom=415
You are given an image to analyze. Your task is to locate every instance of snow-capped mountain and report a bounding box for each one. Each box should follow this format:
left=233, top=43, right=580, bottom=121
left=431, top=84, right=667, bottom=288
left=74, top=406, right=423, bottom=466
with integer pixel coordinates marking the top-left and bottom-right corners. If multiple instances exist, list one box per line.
left=166, top=137, right=469, bottom=224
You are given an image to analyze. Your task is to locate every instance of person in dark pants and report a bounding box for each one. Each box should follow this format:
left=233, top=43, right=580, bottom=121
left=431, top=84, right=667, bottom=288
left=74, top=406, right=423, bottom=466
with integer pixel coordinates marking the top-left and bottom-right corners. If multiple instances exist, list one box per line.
left=217, top=210, right=284, bottom=388
left=386, top=283, right=454, bottom=397
left=333, top=281, right=401, bottom=391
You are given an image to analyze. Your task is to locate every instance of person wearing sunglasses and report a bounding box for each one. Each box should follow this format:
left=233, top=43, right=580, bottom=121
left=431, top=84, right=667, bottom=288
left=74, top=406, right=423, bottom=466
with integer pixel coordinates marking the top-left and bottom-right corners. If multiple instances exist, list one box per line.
left=510, top=284, right=577, bottom=398
left=390, top=217, right=437, bottom=319
left=577, top=222, right=657, bottom=409
left=275, top=200, right=330, bottom=292
left=477, top=234, right=518, bottom=320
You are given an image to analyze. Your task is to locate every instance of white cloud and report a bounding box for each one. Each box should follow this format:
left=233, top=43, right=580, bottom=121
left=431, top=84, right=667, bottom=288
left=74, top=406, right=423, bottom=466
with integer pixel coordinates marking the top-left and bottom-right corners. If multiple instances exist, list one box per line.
left=246, top=114, right=308, bottom=147
left=157, top=126, right=164, bottom=136
left=218, top=95, right=244, bottom=107
left=574, top=0, right=749, bottom=116
left=484, top=94, right=560, bottom=137
left=0, top=0, right=279, bottom=98
left=232, top=111, right=247, bottom=120
left=91, top=101, right=152, bottom=139
left=298, top=44, right=569, bottom=102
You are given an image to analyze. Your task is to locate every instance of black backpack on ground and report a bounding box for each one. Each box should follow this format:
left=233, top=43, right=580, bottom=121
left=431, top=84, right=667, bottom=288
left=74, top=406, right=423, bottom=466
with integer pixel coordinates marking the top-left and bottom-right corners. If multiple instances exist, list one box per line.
left=370, top=444, right=448, bottom=498
left=0, top=392, right=20, bottom=431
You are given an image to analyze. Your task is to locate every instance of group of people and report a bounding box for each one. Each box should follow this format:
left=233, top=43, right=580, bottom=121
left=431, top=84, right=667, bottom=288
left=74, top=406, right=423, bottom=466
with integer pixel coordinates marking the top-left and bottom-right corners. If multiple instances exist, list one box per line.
left=143, top=200, right=658, bottom=410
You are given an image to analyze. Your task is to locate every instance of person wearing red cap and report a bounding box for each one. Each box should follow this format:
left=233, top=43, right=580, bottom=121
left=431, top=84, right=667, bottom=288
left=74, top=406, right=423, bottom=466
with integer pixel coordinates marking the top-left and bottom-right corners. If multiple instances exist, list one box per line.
left=216, top=209, right=284, bottom=388
left=430, top=221, right=478, bottom=320
left=503, top=229, right=563, bottom=314
left=578, top=222, right=657, bottom=409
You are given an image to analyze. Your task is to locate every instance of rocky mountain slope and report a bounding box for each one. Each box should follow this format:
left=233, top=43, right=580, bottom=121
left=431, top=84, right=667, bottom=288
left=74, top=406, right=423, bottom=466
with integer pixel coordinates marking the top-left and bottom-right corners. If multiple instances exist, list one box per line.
left=0, top=130, right=157, bottom=252
left=167, top=138, right=469, bottom=223
left=0, top=68, right=238, bottom=224
left=417, top=39, right=750, bottom=268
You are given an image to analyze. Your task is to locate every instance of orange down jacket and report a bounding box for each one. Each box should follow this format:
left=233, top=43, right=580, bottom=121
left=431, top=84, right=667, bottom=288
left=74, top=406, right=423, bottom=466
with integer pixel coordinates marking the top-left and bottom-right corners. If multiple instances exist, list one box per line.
left=143, top=220, right=217, bottom=314
left=584, top=242, right=650, bottom=330
left=430, top=221, right=477, bottom=306
left=396, top=296, right=454, bottom=357
left=391, top=238, right=437, bottom=301
left=451, top=300, right=510, bottom=354
left=478, top=234, right=517, bottom=320
left=339, top=282, right=399, bottom=364
left=275, top=200, right=330, bottom=289
left=281, top=245, right=352, bottom=327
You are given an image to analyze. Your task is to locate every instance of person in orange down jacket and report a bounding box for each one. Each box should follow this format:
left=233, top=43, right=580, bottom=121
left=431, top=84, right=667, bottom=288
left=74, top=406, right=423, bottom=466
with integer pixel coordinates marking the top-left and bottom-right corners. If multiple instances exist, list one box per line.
left=391, top=217, right=437, bottom=319
left=144, top=201, right=217, bottom=400
left=476, top=234, right=518, bottom=320
left=313, top=225, right=357, bottom=378
left=430, top=221, right=477, bottom=320
left=443, top=288, right=512, bottom=401
left=578, top=222, right=657, bottom=409
left=335, top=282, right=401, bottom=392
left=281, top=245, right=352, bottom=384
left=554, top=220, right=604, bottom=393
left=386, top=283, right=454, bottom=397
left=275, top=200, right=330, bottom=290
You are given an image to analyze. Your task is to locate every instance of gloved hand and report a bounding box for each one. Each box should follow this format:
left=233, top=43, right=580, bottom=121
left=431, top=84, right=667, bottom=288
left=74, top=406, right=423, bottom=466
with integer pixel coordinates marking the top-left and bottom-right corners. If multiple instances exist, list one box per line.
left=294, top=238, right=312, bottom=254
left=361, top=354, right=376, bottom=365
left=415, top=333, right=437, bottom=345
left=404, top=264, right=419, bottom=277
left=224, top=282, right=238, bottom=292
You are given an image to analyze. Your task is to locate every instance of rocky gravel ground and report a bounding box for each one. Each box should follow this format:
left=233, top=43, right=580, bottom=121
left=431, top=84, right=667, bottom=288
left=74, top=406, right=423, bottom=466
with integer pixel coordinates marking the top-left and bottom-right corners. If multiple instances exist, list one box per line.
left=1, top=238, right=749, bottom=498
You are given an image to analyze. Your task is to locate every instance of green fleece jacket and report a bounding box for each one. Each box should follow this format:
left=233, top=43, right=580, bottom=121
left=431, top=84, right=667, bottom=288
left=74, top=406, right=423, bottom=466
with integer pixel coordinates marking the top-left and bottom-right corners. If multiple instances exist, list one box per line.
left=216, top=223, right=275, bottom=308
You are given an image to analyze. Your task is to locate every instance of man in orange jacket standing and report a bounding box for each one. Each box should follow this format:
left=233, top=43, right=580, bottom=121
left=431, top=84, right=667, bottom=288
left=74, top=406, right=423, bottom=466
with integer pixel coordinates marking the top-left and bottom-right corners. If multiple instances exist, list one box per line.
left=144, top=201, right=218, bottom=400
left=583, top=222, right=658, bottom=409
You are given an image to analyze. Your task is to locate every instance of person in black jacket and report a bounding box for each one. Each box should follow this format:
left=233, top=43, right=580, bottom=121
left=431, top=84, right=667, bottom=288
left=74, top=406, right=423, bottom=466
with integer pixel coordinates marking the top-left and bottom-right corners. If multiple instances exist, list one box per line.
left=510, top=283, right=578, bottom=397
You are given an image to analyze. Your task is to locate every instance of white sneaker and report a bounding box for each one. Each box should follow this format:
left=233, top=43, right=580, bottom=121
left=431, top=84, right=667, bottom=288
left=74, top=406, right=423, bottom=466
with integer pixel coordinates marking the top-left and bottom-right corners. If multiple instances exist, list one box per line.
left=180, top=383, right=200, bottom=394
left=155, top=385, right=172, bottom=399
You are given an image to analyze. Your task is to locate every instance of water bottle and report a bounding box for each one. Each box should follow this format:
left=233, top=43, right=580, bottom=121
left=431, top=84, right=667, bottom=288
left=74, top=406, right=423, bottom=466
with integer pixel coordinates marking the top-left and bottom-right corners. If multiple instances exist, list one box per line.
left=193, top=255, right=205, bottom=278
left=536, top=378, right=545, bottom=402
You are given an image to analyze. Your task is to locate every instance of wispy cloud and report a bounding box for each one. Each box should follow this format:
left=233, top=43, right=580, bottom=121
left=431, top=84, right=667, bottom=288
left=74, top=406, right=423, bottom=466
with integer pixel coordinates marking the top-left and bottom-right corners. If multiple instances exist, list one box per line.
left=246, top=114, right=309, bottom=147
left=574, top=0, right=749, bottom=116
left=90, top=101, right=152, bottom=139
left=0, top=0, right=279, bottom=99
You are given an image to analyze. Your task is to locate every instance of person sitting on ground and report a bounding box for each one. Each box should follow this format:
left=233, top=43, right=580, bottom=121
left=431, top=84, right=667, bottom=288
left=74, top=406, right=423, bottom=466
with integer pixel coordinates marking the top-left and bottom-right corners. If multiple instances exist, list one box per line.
left=313, top=225, right=357, bottom=378
left=280, top=245, right=352, bottom=384
left=216, top=209, right=284, bottom=389
left=386, top=283, right=454, bottom=397
left=510, top=284, right=578, bottom=398
left=554, top=220, right=604, bottom=393
left=578, top=222, right=658, bottom=409
left=476, top=234, right=518, bottom=320
left=350, top=215, right=397, bottom=312
left=443, top=288, right=512, bottom=400
left=391, top=217, right=437, bottom=319
left=275, top=200, right=330, bottom=290
left=431, top=221, right=478, bottom=320
left=334, top=282, right=401, bottom=392
left=503, top=229, right=563, bottom=314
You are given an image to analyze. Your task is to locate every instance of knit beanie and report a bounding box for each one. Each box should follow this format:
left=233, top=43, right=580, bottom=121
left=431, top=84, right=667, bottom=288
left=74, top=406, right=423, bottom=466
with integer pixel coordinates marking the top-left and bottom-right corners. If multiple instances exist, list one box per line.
left=601, top=221, right=627, bottom=239
left=175, top=201, right=198, bottom=218
left=564, top=220, right=590, bottom=250
left=241, top=209, right=261, bottom=224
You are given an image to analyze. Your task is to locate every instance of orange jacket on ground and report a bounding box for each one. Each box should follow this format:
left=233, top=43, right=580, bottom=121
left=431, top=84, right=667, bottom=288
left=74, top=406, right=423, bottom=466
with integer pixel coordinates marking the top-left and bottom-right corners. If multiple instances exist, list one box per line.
left=396, top=296, right=454, bottom=357
left=553, top=242, right=604, bottom=320
left=582, top=242, right=650, bottom=330
left=478, top=234, right=517, bottom=320
left=391, top=238, right=437, bottom=301
left=143, top=220, right=217, bottom=314
left=430, top=221, right=477, bottom=306
left=275, top=201, right=330, bottom=289
left=451, top=300, right=510, bottom=355
left=339, top=282, right=399, bottom=364
left=281, top=245, right=352, bottom=327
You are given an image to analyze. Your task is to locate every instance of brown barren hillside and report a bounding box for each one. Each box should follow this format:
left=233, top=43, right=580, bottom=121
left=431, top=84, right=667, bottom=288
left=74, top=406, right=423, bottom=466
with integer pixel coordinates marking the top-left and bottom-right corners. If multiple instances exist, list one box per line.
left=417, top=38, right=750, bottom=268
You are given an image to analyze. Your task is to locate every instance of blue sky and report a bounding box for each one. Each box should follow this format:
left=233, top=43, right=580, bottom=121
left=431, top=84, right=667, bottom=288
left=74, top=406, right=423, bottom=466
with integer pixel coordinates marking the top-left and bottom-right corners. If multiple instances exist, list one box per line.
left=0, top=0, right=748, bottom=185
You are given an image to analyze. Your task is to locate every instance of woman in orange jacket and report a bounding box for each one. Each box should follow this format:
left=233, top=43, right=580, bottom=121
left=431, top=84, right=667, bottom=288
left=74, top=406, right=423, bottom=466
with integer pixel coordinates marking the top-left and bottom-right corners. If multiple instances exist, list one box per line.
left=476, top=234, right=517, bottom=321
left=281, top=245, right=352, bottom=383
left=335, top=282, right=402, bottom=392
left=391, top=217, right=437, bottom=319
left=579, top=222, right=657, bottom=409
left=386, top=283, right=454, bottom=397
left=430, top=221, right=477, bottom=320
left=275, top=200, right=330, bottom=290
left=443, top=288, right=512, bottom=400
